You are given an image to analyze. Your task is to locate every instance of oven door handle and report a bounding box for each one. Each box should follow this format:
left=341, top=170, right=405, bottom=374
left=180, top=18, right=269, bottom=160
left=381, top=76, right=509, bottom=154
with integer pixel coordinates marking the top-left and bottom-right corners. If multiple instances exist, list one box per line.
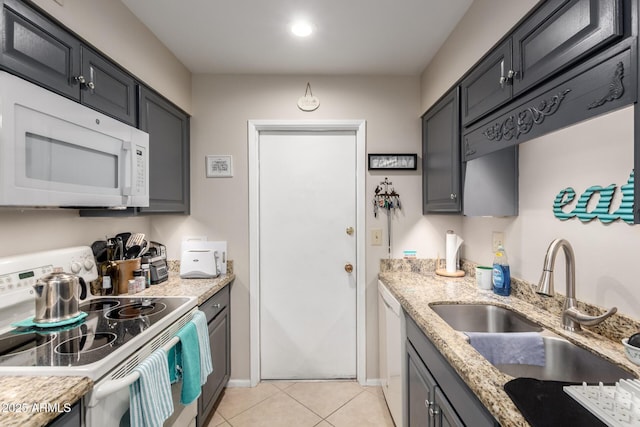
left=88, top=336, right=180, bottom=408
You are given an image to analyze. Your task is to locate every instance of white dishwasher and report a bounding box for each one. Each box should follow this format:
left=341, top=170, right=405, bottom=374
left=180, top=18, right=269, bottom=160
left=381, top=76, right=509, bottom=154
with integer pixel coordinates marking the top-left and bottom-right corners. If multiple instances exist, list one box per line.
left=378, top=280, right=404, bottom=427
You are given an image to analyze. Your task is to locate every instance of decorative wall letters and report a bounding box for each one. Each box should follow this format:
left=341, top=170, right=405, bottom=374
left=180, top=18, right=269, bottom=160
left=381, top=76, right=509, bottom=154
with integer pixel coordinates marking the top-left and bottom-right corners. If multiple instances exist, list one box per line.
left=553, top=171, right=634, bottom=224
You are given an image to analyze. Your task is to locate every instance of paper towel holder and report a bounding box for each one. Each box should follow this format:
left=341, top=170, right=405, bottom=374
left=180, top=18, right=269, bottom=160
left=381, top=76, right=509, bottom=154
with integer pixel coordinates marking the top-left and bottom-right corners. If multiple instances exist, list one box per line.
left=435, top=230, right=465, bottom=277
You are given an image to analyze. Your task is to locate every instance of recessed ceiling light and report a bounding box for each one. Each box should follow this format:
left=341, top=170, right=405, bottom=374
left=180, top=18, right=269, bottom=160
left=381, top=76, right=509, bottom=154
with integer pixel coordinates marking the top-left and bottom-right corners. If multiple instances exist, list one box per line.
left=291, top=21, right=313, bottom=37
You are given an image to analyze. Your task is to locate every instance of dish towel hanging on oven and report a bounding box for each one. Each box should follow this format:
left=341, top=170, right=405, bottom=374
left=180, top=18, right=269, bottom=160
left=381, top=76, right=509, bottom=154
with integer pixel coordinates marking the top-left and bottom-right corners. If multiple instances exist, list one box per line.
left=192, top=310, right=213, bottom=383
left=129, top=348, right=173, bottom=427
left=167, top=310, right=213, bottom=405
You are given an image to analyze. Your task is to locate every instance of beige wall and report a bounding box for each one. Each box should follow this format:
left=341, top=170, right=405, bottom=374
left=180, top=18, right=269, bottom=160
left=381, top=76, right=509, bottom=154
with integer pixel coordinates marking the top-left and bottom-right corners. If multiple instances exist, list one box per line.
left=420, top=0, right=640, bottom=319
left=150, top=74, right=458, bottom=382
left=30, top=0, right=192, bottom=112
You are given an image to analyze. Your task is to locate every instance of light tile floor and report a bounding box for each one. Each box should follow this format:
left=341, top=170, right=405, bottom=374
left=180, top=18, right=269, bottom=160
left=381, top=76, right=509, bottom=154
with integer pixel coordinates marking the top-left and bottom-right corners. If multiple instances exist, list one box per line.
left=205, top=381, right=395, bottom=427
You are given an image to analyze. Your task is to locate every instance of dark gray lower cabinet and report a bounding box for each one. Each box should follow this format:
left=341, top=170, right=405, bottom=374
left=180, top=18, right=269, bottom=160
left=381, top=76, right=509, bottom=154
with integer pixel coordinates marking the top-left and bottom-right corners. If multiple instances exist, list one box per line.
left=407, top=341, right=463, bottom=427
left=422, top=88, right=461, bottom=214
left=198, top=286, right=231, bottom=427
left=405, top=313, right=498, bottom=427
left=47, top=403, right=80, bottom=427
left=138, top=85, right=190, bottom=214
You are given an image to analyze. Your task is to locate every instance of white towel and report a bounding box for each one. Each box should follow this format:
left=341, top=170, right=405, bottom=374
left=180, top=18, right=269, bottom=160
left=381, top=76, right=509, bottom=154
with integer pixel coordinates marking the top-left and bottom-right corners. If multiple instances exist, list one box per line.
left=192, top=310, right=214, bottom=384
left=465, top=332, right=546, bottom=366
left=129, top=349, right=173, bottom=427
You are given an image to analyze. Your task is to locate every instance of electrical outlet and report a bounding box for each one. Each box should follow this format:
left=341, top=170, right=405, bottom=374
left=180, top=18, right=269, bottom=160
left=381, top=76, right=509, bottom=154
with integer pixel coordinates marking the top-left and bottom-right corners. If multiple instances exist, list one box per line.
left=372, top=229, right=382, bottom=246
left=492, top=232, right=504, bottom=252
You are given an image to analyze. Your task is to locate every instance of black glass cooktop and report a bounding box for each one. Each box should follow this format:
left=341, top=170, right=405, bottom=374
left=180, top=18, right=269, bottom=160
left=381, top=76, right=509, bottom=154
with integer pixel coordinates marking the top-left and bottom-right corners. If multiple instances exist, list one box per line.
left=0, top=296, right=192, bottom=368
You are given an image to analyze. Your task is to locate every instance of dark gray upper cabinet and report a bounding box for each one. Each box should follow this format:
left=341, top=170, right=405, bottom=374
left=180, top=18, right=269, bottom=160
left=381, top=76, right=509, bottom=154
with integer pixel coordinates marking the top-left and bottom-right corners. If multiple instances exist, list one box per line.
left=0, top=0, right=80, bottom=99
left=512, top=0, right=622, bottom=95
left=138, top=85, right=190, bottom=214
left=460, top=40, right=513, bottom=126
left=0, top=0, right=137, bottom=126
left=80, top=47, right=137, bottom=126
left=464, top=41, right=634, bottom=161
left=461, top=0, right=623, bottom=127
left=422, top=88, right=461, bottom=214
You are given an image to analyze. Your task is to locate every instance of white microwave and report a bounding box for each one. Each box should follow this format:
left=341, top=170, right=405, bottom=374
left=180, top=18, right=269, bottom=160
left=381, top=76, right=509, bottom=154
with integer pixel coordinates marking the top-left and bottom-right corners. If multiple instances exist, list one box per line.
left=0, top=71, right=149, bottom=208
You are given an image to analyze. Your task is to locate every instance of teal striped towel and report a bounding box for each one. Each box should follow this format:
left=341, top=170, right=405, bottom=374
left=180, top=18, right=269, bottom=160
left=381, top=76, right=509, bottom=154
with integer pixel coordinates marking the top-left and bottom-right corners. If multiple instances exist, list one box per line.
left=192, top=310, right=213, bottom=384
left=129, top=348, right=173, bottom=427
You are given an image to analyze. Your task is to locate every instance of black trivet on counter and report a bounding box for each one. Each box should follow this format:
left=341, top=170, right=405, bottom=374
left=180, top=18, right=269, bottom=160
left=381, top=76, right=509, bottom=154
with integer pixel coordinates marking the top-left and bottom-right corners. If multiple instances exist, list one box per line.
left=504, top=378, right=606, bottom=427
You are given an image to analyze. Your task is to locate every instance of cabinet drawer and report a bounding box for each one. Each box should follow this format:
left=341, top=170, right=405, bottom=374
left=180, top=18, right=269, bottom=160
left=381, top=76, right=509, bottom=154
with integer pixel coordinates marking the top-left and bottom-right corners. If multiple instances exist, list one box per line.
left=512, top=0, right=623, bottom=96
left=200, top=286, right=229, bottom=323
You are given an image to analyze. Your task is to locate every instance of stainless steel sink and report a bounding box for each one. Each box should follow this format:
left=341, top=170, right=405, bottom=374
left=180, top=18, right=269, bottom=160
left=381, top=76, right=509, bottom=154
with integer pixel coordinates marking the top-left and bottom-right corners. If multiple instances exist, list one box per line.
left=430, top=303, right=634, bottom=383
left=496, top=335, right=633, bottom=383
left=430, top=303, right=543, bottom=333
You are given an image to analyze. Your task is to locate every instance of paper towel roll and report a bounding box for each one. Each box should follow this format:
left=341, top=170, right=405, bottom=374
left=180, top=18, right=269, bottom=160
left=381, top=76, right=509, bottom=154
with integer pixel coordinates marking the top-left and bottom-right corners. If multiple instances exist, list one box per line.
left=445, top=231, right=463, bottom=273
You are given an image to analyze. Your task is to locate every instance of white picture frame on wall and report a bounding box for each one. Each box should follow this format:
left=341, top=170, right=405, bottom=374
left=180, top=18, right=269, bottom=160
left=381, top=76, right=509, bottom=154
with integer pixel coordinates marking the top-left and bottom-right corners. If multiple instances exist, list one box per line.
left=206, top=155, right=233, bottom=178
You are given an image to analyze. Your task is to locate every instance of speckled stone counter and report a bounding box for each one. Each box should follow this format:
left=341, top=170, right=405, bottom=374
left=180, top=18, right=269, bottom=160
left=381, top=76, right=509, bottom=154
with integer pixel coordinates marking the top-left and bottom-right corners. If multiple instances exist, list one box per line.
left=379, top=260, right=640, bottom=427
left=0, top=376, right=92, bottom=427
left=136, top=270, right=235, bottom=305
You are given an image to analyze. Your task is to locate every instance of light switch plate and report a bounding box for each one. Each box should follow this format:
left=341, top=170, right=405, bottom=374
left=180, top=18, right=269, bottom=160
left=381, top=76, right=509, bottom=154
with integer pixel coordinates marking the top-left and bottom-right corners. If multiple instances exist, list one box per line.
left=492, top=232, right=504, bottom=252
left=372, top=229, right=382, bottom=246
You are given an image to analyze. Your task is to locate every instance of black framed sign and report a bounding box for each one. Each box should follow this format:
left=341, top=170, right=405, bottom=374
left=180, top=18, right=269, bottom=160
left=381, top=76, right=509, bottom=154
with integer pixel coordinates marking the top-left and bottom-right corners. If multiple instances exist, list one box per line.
left=368, top=153, right=417, bottom=170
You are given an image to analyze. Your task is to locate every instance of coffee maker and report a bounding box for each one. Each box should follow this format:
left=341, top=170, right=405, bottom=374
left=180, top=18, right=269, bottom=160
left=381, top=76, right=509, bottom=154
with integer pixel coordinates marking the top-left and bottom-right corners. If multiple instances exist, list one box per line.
left=144, top=241, right=169, bottom=284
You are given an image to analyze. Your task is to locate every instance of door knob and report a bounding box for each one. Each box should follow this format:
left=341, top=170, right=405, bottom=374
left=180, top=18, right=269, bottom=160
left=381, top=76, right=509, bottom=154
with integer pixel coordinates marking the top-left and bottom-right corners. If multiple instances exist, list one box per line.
left=346, top=227, right=354, bottom=236
left=344, top=263, right=353, bottom=273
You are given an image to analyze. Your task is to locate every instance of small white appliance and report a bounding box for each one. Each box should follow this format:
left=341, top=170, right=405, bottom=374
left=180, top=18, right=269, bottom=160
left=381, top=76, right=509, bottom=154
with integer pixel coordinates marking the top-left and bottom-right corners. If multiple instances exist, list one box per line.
left=180, top=240, right=227, bottom=279
left=0, top=71, right=149, bottom=208
left=180, top=249, right=220, bottom=279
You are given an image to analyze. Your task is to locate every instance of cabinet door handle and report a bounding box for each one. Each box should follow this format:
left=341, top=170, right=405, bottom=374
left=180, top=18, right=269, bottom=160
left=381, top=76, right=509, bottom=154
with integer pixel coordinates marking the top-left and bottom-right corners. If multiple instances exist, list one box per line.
left=75, top=75, right=96, bottom=90
left=499, top=68, right=515, bottom=88
left=429, top=405, right=440, bottom=417
left=450, top=193, right=457, bottom=200
left=213, top=303, right=221, bottom=309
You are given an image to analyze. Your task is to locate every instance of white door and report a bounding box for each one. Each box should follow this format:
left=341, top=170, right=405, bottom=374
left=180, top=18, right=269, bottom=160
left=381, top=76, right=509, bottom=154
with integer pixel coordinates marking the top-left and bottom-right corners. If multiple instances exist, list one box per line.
left=259, top=130, right=357, bottom=379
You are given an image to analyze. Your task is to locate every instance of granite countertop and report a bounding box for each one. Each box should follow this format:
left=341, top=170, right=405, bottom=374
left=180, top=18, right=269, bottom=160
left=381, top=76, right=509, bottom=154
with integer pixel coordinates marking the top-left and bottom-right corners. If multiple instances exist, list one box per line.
left=136, top=270, right=235, bottom=305
left=0, top=376, right=92, bottom=427
left=0, top=269, right=235, bottom=427
left=378, top=267, right=640, bottom=427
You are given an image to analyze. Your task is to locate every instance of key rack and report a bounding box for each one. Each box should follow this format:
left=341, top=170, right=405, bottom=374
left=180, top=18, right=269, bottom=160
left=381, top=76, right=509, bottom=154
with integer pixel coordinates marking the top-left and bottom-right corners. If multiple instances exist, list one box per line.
left=373, top=177, right=402, bottom=258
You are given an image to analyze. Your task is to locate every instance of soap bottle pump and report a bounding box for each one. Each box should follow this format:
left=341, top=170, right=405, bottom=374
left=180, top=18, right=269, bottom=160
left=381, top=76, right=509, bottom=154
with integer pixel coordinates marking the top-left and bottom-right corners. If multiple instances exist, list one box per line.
left=492, top=244, right=511, bottom=296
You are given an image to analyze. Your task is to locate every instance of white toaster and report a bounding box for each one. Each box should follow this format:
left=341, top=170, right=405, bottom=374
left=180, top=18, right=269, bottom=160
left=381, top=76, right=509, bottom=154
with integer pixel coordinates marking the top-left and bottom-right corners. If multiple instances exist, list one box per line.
left=180, top=249, right=220, bottom=279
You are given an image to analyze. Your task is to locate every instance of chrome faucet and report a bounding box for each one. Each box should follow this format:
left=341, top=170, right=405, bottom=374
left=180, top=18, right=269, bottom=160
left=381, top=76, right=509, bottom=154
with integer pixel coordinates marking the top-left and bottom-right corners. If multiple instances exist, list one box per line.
left=536, top=238, right=617, bottom=332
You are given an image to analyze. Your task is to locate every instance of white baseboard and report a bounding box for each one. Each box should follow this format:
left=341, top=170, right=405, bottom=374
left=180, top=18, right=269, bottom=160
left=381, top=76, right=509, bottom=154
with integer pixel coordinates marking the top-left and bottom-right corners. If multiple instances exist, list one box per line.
left=364, top=378, right=382, bottom=387
left=226, top=379, right=252, bottom=388
left=226, top=378, right=381, bottom=388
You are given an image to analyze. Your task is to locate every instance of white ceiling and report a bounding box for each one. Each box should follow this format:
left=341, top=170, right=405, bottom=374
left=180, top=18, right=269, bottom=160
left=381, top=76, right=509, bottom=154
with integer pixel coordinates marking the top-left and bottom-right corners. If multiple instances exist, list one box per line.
left=120, top=0, right=473, bottom=75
